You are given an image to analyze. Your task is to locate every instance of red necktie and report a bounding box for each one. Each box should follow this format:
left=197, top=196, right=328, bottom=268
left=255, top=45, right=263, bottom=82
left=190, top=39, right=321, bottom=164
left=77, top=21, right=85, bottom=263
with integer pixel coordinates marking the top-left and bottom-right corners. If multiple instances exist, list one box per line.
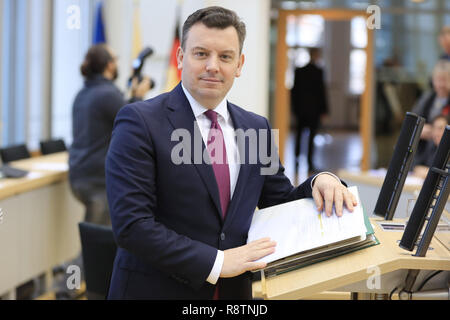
left=204, top=110, right=230, bottom=218
left=204, top=110, right=230, bottom=300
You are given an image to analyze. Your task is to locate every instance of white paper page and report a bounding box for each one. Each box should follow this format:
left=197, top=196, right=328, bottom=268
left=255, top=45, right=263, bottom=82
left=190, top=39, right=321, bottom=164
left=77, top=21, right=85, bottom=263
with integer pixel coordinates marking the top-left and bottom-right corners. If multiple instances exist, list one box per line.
left=26, top=172, right=45, bottom=179
left=30, top=163, right=68, bottom=171
left=247, top=186, right=367, bottom=263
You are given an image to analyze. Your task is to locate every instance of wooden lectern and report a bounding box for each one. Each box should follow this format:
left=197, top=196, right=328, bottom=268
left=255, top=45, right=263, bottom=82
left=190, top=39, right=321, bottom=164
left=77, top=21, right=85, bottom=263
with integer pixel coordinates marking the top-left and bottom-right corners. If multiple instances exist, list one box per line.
left=252, top=218, right=450, bottom=300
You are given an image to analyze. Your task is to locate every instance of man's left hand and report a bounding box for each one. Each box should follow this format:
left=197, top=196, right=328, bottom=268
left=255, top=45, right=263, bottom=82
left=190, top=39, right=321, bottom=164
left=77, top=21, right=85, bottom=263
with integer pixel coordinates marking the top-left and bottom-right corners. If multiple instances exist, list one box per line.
left=312, top=174, right=357, bottom=217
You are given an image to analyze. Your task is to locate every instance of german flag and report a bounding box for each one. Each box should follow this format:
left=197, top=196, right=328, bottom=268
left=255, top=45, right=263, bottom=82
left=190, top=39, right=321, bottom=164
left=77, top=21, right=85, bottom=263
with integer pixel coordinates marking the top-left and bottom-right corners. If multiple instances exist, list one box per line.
left=164, top=22, right=182, bottom=92
left=131, top=0, right=142, bottom=62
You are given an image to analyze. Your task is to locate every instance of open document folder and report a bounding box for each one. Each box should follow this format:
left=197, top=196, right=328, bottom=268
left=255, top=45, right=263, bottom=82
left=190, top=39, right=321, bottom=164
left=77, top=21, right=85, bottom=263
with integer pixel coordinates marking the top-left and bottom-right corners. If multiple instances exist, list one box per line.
left=247, top=186, right=379, bottom=277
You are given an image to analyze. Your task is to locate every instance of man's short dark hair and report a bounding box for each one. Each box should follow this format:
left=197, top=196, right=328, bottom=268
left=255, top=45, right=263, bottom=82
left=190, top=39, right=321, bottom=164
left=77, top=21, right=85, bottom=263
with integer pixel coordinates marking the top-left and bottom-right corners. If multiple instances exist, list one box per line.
left=80, top=44, right=113, bottom=78
left=181, top=6, right=246, bottom=54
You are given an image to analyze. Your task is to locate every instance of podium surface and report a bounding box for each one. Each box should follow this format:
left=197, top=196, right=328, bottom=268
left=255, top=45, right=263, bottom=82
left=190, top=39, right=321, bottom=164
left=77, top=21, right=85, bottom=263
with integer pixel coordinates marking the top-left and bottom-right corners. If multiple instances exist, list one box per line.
left=252, top=218, right=450, bottom=300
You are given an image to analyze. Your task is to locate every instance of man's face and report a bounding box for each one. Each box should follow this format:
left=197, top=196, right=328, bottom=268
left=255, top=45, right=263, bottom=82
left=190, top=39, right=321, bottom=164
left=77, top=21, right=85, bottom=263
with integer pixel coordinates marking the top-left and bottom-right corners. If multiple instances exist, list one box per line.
left=432, top=72, right=449, bottom=97
left=106, top=46, right=119, bottom=81
left=110, top=62, right=118, bottom=81
left=176, top=23, right=245, bottom=109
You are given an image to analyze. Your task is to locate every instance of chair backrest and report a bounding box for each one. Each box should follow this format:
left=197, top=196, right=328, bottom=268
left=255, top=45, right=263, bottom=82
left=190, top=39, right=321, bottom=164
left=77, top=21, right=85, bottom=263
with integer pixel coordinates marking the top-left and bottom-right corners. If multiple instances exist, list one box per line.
left=40, top=139, right=67, bottom=155
left=78, top=222, right=117, bottom=299
left=0, top=144, right=31, bottom=163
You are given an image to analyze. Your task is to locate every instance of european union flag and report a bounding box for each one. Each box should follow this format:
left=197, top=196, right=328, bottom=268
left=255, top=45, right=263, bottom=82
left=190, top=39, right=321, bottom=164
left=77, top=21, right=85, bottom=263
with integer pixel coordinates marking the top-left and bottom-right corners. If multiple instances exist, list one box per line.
left=93, top=2, right=106, bottom=44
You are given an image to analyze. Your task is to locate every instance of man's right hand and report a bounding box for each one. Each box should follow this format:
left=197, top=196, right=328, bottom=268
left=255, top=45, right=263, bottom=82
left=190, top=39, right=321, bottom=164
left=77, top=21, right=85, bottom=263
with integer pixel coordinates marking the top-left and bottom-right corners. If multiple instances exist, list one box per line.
left=220, top=238, right=276, bottom=278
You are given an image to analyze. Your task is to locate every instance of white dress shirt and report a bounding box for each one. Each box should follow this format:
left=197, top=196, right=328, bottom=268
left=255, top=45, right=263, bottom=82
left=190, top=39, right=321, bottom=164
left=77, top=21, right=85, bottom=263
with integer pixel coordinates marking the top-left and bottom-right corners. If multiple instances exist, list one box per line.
left=181, top=84, right=237, bottom=284
left=181, top=84, right=341, bottom=285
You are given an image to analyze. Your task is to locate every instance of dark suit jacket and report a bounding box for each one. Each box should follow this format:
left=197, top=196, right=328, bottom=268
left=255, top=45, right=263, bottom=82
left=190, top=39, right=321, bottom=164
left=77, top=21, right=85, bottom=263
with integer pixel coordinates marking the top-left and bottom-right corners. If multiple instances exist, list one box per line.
left=105, top=83, right=315, bottom=299
left=291, top=63, right=328, bottom=126
left=69, top=74, right=140, bottom=188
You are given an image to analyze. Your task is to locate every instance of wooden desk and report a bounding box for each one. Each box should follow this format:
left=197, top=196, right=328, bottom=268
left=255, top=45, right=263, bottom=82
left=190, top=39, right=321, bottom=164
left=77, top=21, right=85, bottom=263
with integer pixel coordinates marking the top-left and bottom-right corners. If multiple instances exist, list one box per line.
left=0, top=152, right=84, bottom=298
left=252, top=218, right=450, bottom=300
left=0, top=152, right=70, bottom=199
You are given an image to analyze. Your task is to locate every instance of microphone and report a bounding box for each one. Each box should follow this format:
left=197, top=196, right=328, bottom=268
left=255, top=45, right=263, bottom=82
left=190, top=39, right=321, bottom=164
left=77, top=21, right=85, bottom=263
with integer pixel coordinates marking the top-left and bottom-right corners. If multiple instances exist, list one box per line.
left=128, top=47, right=155, bottom=89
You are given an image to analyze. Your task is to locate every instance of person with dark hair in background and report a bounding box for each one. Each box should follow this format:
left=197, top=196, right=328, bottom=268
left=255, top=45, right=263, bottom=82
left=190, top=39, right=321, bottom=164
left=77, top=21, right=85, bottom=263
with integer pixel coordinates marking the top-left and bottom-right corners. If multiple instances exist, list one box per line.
left=291, top=47, right=329, bottom=179
left=69, top=43, right=151, bottom=226
left=105, top=6, right=355, bottom=300
left=53, top=44, right=151, bottom=300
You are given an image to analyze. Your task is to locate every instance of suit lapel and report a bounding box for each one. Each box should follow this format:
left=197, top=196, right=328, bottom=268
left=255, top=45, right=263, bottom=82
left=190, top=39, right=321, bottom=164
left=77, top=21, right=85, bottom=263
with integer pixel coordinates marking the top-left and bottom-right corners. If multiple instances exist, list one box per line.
left=166, top=83, right=223, bottom=220
left=224, top=102, right=253, bottom=227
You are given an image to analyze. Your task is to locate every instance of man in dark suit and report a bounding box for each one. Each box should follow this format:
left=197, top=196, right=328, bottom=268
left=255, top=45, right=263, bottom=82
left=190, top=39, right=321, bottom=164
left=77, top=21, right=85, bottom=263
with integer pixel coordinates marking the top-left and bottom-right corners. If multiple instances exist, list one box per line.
left=291, top=48, right=329, bottom=176
left=105, top=6, right=356, bottom=300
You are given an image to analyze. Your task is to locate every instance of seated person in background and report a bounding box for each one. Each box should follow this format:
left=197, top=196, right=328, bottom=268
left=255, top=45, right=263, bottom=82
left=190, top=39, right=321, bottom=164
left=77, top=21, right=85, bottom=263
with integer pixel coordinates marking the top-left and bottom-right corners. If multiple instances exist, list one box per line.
left=412, top=114, right=449, bottom=179
left=412, top=60, right=450, bottom=161
left=412, top=60, right=450, bottom=141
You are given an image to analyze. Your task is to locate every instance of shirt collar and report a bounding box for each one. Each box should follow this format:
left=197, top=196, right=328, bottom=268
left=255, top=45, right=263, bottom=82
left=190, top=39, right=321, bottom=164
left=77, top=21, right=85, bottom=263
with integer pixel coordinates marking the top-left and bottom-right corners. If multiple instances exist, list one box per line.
left=84, top=74, right=111, bottom=86
left=181, top=83, right=229, bottom=122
